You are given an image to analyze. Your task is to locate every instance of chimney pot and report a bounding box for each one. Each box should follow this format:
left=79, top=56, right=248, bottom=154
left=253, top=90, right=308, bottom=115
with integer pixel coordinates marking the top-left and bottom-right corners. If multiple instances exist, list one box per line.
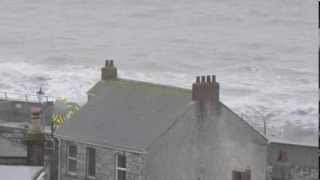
left=201, top=76, right=205, bottom=83
left=192, top=75, right=220, bottom=104
left=207, top=75, right=211, bottom=82
left=212, top=75, right=216, bottom=82
left=196, top=76, right=200, bottom=83
left=101, top=60, right=117, bottom=80
left=105, top=60, right=109, bottom=67
left=110, top=60, right=114, bottom=67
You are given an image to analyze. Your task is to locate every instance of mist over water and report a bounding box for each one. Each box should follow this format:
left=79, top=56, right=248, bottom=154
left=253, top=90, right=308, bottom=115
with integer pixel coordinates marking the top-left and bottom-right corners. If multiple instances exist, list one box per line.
left=0, top=0, right=317, bottom=144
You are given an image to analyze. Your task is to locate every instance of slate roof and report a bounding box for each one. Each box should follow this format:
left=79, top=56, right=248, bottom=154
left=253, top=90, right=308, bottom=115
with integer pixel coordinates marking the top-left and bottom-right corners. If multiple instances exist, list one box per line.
left=55, top=78, right=192, bottom=151
left=0, top=136, right=26, bottom=157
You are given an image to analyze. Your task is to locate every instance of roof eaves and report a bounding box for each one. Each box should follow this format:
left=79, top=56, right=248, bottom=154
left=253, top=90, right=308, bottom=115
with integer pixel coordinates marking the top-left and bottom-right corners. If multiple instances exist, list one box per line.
left=55, top=134, right=147, bottom=154
left=268, top=140, right=318, bottom=148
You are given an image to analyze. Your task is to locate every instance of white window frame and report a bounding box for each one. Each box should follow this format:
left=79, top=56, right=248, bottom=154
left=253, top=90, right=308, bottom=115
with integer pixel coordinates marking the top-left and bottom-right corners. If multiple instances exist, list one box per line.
left=115, top=153, right=127, bottom=180
left=67, top=144, right=77, bottom=175
left=86, top=147, right=96, bottom=179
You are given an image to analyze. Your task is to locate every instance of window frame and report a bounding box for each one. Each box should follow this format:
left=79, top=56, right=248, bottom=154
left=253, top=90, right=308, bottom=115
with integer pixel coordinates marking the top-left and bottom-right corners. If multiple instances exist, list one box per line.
left=66, top=144, right=77, bottom=175
left=86, top=147, right=97, bottom=178
left=115, top=153, right=127, bottom=180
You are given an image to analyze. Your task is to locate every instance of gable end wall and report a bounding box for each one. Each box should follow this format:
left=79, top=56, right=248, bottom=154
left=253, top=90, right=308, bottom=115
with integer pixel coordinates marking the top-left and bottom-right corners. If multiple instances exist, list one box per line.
left=145, top=102, right=267, bottom=180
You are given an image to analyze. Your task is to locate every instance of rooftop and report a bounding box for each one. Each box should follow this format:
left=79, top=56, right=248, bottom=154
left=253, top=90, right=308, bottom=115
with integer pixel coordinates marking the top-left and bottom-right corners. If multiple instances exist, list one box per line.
left=56, top=78, right=192, bottom=152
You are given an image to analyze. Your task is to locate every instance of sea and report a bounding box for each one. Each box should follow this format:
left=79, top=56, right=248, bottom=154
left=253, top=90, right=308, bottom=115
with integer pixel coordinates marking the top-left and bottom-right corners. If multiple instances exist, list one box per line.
left=0, top=0, right=317, bottom=145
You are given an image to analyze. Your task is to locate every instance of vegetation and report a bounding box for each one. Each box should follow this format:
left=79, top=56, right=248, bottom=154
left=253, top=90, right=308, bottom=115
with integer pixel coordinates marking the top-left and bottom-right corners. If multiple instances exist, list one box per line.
left=51, top=97, right=80, bottom=129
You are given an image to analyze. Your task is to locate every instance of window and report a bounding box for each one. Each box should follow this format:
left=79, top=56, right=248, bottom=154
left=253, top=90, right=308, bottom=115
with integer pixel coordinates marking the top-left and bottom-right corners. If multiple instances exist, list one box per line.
left=115, top=153, right=127, bottom=180
left=232, top=170, right=251, bottom=180
left=232, top=171, right=241, bottom=180
left=67, top=144, right=77, bottom=174
left=86, top=147, right=96, bottom=177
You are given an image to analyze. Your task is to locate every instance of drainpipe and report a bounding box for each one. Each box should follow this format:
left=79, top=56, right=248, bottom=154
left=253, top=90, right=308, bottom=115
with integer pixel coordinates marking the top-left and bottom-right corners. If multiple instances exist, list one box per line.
left=57, top=138, right=61, bottom=180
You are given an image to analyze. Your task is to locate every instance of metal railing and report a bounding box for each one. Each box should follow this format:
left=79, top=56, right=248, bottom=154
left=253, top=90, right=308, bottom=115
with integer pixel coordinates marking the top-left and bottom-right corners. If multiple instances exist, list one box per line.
left=0, top=91, right=55, bottom=103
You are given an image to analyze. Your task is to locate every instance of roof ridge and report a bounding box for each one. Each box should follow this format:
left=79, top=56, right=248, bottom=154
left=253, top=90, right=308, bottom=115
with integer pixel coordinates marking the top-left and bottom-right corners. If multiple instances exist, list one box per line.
left=117, top=78, right=190, bottom=92
left=88, top=78, right=191, bottom=94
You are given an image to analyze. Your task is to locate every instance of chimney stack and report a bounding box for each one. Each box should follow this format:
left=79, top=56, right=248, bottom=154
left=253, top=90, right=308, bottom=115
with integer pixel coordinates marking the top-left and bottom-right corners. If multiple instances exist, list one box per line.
left=192, top=75, right=219, bottom=104
left=30, top=107, right=42, bottom=133
left=277, top=150, right=288, bottom=162
left=26, top=106, right=45, bottom=166
left=102, top=59, right=117, bottom=80
left=272, top=150, right=291, bottom=180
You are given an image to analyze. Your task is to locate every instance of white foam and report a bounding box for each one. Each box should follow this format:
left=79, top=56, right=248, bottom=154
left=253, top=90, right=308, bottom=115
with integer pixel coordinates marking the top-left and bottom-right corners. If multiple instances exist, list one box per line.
left=0, top=0, right=317, bottom=145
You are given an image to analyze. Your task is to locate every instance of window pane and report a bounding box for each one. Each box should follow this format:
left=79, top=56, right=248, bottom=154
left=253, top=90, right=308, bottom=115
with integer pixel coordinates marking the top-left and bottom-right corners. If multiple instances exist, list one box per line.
left=69, top=145, right=77, bottom=157
left=117, top=154, right=126, bottom=168
left=68, top=159, right=77, bottom=172
left=241, top=172, right=250, bottom=180
left=241, top=170, right=251, bottom=180
left=87, top=148, right=96, bottom=176
left=118, top=170, right=126, bottom=180
left=232, top=171, right=241, bottom=180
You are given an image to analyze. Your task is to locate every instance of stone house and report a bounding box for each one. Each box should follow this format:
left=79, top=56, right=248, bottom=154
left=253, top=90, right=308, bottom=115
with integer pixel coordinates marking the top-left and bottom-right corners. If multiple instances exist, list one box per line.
left=55, top=60, right=268, bottom=180
left=0, top=107, right=48, bottom=180
left=0, top=93, right=54, bottom=126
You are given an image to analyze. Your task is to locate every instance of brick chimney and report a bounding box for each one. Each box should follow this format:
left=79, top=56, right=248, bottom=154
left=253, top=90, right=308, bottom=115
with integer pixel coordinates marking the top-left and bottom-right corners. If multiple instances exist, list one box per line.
left=26, top=107, right=45, bottom=166
left=277, top=150, right=288, bottom=162
left=101, top=59, right=117, bottom=80
left=272, top=150, right=291, bottom=180
left=192, top=75, right=219, bottom=104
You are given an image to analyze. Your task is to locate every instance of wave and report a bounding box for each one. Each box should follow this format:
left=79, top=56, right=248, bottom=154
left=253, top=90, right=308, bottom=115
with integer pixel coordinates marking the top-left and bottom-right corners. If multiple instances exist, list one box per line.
left=0, top=60, right=317, bottom=145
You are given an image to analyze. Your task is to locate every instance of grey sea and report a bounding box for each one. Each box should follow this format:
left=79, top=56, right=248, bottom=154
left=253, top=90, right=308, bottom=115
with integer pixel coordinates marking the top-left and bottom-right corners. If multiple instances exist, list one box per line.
left=0, top=0, right=317, bottom=144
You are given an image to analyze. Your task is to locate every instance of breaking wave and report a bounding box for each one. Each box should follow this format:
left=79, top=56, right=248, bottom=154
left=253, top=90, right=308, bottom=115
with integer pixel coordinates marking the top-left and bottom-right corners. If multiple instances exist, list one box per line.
left=0, top=59, right=317, bottom=145
left=0, top=0, right=317, bottom=145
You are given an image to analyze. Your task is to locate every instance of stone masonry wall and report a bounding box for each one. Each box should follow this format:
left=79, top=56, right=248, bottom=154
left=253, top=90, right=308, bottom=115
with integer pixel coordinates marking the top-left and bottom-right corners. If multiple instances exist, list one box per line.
left=59, top=139, right=145, bottom=180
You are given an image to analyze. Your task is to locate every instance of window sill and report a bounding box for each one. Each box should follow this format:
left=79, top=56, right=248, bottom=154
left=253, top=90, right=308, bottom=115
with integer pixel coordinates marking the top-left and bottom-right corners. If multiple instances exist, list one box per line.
left=86, top=175, right=97, bottom=180
left=66, top=171, right=78, bottom=178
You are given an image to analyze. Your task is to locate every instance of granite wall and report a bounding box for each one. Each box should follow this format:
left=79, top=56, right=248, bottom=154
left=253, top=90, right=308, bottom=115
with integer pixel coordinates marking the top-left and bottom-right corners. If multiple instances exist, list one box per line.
left=59, top=139, right=145, bottom=180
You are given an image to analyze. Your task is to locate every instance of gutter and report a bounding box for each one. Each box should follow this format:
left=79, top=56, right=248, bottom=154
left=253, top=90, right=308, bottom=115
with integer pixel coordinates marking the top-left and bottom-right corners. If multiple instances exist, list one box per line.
left=57, top=137, right=62, bottom=180
left=268, top=140, right=318, bottom=148
left=55, top=135, right=147, bottom=154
